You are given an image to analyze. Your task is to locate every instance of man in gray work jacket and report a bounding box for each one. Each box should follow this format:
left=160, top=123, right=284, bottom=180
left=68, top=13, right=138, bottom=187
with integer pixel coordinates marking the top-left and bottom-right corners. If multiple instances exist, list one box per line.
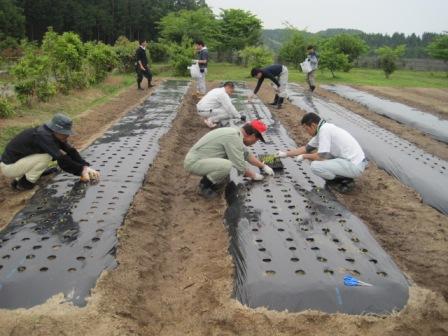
left=306, top=45, right=319, bottom=92
left=184, top=119, right=274, bottom=199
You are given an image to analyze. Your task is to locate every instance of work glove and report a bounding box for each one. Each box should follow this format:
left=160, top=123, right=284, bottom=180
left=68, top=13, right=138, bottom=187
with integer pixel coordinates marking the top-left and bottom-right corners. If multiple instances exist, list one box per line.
left=262, top=164, right=274, bottom=176
left=240, top=115, right=247, bottom=122
left=80, top=167, right=100, bottom=182
left=252, top=173, right=264, bottom=181
left=277, top=150, right=287, bottom=158
left=294, top=155, right=304, bottom=162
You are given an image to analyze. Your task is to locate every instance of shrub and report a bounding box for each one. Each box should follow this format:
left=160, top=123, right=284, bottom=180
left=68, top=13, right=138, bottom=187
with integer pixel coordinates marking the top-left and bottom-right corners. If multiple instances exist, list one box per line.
left=167, top=37, right=195, bottom=77
left=0, top=97, right=15, bottom=118
left=85, top=42, right=118, bottom=84
left=42, top=29, right=85, bottom=90
left=11, top=44, right=55, bottom=104
left=149, top=42, right=170, bottom=63
left=114, top=36, right=139, bottom=73
left=238, top=46, right=274, bottom=68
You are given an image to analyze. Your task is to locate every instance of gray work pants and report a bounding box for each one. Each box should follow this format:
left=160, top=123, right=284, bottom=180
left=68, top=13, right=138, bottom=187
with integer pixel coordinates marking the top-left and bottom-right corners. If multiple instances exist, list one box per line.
left=310, top=158, right=367, bottom=180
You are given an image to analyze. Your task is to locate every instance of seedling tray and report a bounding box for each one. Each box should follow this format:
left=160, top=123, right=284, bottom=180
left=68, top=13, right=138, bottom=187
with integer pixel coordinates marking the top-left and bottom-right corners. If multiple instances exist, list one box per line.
left=259, top=154, right=284, bottom=170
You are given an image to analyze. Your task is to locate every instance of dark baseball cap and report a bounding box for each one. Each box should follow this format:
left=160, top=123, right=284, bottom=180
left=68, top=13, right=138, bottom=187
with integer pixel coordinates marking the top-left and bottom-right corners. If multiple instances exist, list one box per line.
left=46, top=113, right=75, bottom=136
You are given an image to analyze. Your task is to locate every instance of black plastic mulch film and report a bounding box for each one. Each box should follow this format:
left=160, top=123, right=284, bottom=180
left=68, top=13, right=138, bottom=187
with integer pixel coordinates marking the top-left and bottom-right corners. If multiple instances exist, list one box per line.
left=321, top=84, right=448, bottom=144
left=287, top=84, right=448, bottom=215
left=224, top=84, right=409, bottom=314
left=0, top=80, right=189, bottom=309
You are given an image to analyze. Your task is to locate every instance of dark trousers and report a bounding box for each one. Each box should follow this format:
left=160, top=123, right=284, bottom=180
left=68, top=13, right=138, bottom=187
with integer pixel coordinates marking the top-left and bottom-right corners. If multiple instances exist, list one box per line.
left=136, top=66, right=152, bottom=88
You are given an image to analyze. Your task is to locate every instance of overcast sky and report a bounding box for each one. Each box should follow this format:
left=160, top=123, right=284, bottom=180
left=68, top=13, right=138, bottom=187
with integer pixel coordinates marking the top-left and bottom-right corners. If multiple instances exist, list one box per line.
left=205, top=0, right=447, bottom=36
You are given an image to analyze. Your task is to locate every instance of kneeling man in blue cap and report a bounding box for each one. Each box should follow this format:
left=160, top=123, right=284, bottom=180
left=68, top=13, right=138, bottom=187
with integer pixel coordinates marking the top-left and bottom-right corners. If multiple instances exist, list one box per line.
left=0, top=113, right=100, bottom=191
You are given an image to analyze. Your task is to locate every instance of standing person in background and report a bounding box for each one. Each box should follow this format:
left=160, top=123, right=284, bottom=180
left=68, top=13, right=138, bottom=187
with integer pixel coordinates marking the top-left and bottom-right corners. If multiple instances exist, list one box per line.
left=249, top=64, right=289, bottom=109
left=135, top=39, right=153, bottom=90
left=306, top=45, right=319, bottom=92
left=195, top=40, right=209, bottom=97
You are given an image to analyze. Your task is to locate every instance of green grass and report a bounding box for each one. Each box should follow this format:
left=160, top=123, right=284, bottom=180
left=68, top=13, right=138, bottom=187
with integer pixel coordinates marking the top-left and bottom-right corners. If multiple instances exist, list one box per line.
left=154, top=62, right=448, bottom=88
left=0, top=72, right=135, bottom=153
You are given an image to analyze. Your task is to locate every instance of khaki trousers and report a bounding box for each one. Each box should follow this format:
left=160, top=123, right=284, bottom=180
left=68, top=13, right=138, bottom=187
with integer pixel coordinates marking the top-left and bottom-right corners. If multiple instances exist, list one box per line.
left=184, top=156, right=233, bottom=184
left=0, top=153, right=52, bottom=183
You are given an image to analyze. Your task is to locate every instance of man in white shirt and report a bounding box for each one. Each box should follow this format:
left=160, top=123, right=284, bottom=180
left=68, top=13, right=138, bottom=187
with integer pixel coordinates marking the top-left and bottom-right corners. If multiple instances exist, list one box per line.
left=278, top=112, right=367, bottom=192
left=197, top=81, right=245, bottom=128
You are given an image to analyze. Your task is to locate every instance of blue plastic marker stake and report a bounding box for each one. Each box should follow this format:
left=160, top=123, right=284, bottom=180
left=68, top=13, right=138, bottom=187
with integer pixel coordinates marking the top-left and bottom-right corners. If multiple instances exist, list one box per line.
left=344, top=275, right=372, bottom=287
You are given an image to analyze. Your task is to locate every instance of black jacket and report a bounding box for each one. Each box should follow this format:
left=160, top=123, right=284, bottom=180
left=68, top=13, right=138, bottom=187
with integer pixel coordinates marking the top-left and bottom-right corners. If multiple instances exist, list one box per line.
left=1, top=125, right=89, bottom=176
left=135, top=47, right=149, bottom=67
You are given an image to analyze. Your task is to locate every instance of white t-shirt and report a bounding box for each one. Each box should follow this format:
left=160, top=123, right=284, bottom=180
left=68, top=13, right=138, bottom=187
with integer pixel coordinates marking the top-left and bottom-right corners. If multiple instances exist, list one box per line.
left=197, top=88, right=240, bottom=119
left=308, top=122, right=365, bottom=165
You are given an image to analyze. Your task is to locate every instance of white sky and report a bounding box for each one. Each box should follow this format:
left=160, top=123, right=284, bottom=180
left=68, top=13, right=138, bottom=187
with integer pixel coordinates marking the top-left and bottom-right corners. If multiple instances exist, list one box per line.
left=205, top=0, right=448, bottom=36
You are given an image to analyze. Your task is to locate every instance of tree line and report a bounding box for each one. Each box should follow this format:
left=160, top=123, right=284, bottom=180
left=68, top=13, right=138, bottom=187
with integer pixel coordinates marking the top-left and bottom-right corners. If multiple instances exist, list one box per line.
left=0, top=0, right=206, bottom=46
left=263, top=28, right=444, bottom=59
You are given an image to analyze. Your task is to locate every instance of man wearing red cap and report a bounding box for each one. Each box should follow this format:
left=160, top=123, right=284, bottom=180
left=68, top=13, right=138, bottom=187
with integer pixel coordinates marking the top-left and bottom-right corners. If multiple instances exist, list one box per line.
left=184, top=120, right=274, bottom=198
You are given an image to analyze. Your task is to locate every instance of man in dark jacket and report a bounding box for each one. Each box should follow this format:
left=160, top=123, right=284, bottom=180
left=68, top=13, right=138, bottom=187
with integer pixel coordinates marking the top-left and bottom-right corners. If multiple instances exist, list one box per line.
left=250, top=64, right=289, bottom=109
left=0, top=113, right=100, bottom=191
left=135, top=39, right=153, bottom=90
left=194, top=40, right=209, bottom=96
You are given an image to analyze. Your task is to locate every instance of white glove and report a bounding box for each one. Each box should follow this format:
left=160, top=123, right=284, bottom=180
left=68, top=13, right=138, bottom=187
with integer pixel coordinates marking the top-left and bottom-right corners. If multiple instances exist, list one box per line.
left=81, top=167, right=100, bottom=182
left=252, top=173, right=264, bottom=181
left=277, top=150, right=287, bottom=158
left=262, top=164, right=274, bottom=176
left=295, top=155, right=304, bottom=162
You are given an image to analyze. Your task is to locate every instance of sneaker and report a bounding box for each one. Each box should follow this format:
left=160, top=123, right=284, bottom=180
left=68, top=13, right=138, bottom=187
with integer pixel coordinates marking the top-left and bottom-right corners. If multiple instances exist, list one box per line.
left=204, top=118, right=217, bottom=128
left=137, top=87, right=144, bottom=91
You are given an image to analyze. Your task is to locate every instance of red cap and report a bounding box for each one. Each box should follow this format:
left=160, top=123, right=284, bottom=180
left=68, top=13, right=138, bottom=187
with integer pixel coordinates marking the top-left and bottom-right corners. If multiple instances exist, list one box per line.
left=250, top=119, right=267, bottom=143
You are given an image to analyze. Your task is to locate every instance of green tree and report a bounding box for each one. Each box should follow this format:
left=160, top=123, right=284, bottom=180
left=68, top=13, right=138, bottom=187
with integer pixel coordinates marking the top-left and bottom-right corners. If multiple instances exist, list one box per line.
left=0, top=0, right=25, bottom=43
left=218, top=9, right=262, bottom=52
left=158, top=7, right=220, bottom=49
left=376, top=45, right=406, bottom=78
left=324, top=34, right=368, bottom=69
left=318, top=48, right=350, bottom=78
left=279, top=29, right=307, bottom=68
left=426, top=34, right=448, bottom=67
left=238, top=46, right=274, bottom=68
left=166, top=36, right=195, bottom=76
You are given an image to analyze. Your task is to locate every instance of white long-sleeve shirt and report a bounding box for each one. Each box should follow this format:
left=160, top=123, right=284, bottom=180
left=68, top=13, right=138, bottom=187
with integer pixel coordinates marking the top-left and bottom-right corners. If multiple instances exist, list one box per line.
left=197, top=88, right=241, bottom=119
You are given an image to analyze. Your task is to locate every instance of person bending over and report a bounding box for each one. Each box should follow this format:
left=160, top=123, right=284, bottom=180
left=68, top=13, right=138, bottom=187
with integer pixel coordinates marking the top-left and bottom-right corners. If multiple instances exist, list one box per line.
left=250, top=64, right=289, bottom=109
